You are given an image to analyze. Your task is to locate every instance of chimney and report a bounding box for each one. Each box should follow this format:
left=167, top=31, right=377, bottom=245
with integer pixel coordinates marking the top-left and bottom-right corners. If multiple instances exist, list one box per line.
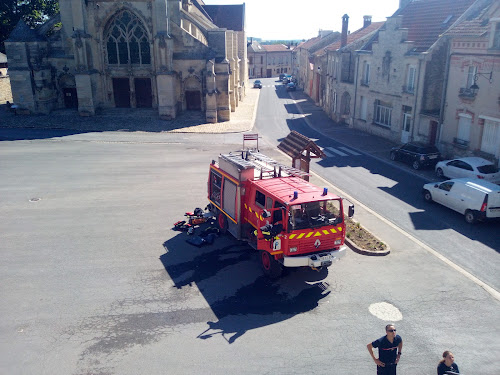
left=363, top=15, right=372, bottom=28
left=341, top=14, right=349, bottom=48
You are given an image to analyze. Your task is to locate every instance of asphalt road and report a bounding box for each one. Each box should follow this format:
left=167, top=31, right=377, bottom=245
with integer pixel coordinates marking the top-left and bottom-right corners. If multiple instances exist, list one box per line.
left=0, top=129, right=499, bottom=374
left=254, top=77, right=500, bottom=291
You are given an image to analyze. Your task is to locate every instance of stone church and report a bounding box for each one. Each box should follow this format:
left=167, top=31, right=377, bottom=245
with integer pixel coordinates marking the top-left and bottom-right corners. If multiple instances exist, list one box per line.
left=5, top=0, right=247, bottom=122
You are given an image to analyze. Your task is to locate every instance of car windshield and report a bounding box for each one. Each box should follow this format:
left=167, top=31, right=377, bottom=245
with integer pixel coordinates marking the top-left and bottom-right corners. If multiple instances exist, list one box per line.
left=289, top=199, right=342, bottom=230
left=477, top=164, right=499, bottom=174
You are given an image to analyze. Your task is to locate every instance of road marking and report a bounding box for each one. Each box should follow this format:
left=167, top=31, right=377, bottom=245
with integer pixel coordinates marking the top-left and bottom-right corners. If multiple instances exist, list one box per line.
left=326, top=147, right=348, bottom=156
left=339, top=146, right=361, bottom=156
left=369, top=302, right=403, bottom=321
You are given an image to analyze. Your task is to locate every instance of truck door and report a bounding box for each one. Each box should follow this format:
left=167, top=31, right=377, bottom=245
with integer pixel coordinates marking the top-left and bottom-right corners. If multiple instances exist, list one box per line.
left=246, top=189, right=267, bottom=230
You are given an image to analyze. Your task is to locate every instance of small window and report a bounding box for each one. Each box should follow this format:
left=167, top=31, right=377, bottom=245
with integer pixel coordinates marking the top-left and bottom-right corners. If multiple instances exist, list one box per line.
left=477, top=164, right=499, bottom=174
left=453, top=161, right=473, bottom=171
left=419, top=146, right=439, bottom=154
left=493, top=23, right=500, bottom=49
left=466, top=66, right=477, bottom=88
left=266, top=196, right=273, bottom=210
left=406, top=66, right=416, bottom=92
left=255, top=190, right=266, bottom=207
left=403, top=144, right=417, bottom=152
left=273, top=201, right=285, bottom=224
left=210, top=170, right=222, bottom=206
left=439, top=182, right=454, bottom=191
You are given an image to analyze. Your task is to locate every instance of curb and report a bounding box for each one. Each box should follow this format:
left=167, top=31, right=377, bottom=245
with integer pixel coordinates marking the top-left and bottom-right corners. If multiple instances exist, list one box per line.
left=345, top=238, right=390, bottom=256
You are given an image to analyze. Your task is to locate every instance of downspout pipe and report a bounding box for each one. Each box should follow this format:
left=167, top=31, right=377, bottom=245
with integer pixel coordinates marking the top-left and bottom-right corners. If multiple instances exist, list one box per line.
left=438, top=40, right=452, bottom=148
left=352, top=52, right=361, bottom=128
left=410, top=57, right=423, bottom=142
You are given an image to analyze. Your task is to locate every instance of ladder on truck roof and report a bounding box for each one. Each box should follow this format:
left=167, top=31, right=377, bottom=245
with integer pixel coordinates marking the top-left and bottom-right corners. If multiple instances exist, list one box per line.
left=220, top=150, right=310, bottom=179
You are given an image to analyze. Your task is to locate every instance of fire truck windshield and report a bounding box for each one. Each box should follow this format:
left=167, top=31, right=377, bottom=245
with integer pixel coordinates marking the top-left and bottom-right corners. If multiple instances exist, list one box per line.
left=289, top=199, right=342, bottom=230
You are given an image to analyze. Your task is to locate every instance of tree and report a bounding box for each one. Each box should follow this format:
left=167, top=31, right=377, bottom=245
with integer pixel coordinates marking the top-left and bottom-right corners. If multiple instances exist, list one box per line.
left=0, top=0, right=59, bottom=53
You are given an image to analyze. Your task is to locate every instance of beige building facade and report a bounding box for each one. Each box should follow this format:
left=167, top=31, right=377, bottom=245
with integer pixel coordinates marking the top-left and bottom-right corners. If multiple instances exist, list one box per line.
left=247, top=41, right=292, bottom=78
left=5, top=0, right=247, bottom=123
left=440, top=0, right=500, bottom=162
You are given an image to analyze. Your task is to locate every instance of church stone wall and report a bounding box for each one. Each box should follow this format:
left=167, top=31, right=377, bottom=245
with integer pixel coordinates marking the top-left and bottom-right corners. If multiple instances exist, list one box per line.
left=5, top=0, right=247, bottom=124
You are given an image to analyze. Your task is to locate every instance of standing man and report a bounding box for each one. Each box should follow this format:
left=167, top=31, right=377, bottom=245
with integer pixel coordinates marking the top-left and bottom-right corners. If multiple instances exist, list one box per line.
left=367, top=324, right=403, bottom=375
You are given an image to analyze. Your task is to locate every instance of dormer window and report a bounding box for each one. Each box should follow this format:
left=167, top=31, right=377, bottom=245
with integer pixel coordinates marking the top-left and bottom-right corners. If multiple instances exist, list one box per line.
left=441, top=15, right=453, bottom=28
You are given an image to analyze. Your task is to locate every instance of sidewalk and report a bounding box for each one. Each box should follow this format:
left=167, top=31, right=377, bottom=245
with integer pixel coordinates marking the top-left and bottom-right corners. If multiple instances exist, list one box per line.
left=0, top=87, right=260, bottom=134
left=288, top=89, right=439, bottom=181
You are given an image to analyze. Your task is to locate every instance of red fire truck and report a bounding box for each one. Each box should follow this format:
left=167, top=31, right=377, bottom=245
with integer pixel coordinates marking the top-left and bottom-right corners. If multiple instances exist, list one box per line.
left=207, top=150, right=354, bottom=278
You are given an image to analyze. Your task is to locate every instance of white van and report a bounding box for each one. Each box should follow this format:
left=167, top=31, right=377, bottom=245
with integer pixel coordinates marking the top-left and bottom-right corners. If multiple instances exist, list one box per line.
left=422, top=178, right=500, bottom=224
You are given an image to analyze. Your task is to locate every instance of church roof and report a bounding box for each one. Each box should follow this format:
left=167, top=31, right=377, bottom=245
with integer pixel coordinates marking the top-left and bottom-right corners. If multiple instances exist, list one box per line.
left=6, top=19, right=46, bottom=42
left=203, top=4, right=245, bottom=32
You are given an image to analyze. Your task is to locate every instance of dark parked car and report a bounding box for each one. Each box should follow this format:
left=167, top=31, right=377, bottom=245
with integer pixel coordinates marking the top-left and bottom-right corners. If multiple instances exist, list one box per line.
left=286, top=82, right=296, bottom=91
left=253, top=80, right=262, bottom=89
left=390, top=142, right=441, bottom=170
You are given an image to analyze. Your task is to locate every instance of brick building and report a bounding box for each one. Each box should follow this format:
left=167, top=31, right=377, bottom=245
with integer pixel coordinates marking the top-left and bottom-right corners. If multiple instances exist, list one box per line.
left=440, top=0, right=500, bottom=162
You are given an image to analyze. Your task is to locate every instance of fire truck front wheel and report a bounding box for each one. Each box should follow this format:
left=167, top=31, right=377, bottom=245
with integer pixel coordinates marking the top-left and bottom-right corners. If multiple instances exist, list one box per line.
left=260, top=251, right=283, bottom=279
left=217, top=212, right=228, bottom=234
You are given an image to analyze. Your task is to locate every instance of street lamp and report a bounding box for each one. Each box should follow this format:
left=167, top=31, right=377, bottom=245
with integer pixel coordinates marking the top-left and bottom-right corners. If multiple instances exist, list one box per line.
left=470, top=70, right=493, bottom=91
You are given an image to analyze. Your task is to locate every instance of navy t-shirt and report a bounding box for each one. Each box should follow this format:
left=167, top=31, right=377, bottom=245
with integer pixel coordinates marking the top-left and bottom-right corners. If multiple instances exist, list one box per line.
left=437, top=362, right=459, bottom=374
left=371, top=335, right=402, bottom=364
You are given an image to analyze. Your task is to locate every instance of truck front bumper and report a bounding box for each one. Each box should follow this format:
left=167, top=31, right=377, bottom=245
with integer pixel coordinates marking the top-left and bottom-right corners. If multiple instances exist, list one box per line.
left=282, top=246, right=347, bottom=268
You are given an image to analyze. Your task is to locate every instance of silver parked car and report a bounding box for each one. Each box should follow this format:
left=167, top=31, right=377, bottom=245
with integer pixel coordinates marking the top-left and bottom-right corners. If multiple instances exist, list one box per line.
left=435, top=157, right=500, bottom=184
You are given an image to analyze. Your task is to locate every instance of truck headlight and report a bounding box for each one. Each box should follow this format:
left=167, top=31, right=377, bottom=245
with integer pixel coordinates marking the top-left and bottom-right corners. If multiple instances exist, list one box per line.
left=289, top=247, right=297, bottom=252
left=334, top=239, right=342, bottom=245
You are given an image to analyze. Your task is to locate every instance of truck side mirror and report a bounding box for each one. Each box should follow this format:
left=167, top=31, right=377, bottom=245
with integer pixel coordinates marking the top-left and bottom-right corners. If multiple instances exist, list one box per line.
left=348, top=205, right=355, bottom=218
left=262, top=210, right=271, bottom=218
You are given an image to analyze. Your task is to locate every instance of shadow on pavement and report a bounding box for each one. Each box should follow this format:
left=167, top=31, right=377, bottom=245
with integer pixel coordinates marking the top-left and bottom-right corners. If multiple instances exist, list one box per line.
left=0, top=105, right=208, bottom=138
left=278, top=97, right=500, bottom=253
left=161, top=226, right=331, bottom=343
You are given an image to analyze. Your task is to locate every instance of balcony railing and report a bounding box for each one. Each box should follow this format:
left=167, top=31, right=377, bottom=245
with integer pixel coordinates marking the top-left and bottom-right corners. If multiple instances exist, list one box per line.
left=453, top=137, right=469, bottom=148
left=459, top=87, right=476, bottom=98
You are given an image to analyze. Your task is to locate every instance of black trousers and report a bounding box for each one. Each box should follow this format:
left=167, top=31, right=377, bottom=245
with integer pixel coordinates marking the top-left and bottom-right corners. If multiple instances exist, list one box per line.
left=377, top=363, right=397, bottom=375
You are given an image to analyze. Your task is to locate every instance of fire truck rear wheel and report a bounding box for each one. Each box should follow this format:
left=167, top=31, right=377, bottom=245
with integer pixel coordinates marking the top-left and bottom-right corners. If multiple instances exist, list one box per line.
left=260, top=251, right=283, bottom=279
left=217, top=212, right=228, bottom=234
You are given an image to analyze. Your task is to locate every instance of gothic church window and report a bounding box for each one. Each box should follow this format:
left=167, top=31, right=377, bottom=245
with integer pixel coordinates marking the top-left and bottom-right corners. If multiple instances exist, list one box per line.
left=105, top=10, right=150, bottom=65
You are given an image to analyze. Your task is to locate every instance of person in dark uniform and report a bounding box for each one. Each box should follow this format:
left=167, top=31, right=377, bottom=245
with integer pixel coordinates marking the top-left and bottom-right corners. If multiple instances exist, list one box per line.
left=367, top=324, right=403, bottom=375
left=437, top=351, right=460, bottom=375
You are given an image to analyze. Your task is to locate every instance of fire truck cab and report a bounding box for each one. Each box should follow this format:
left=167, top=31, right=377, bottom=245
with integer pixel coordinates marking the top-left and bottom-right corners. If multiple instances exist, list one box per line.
left=208, top=150, right=354, bottom=278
